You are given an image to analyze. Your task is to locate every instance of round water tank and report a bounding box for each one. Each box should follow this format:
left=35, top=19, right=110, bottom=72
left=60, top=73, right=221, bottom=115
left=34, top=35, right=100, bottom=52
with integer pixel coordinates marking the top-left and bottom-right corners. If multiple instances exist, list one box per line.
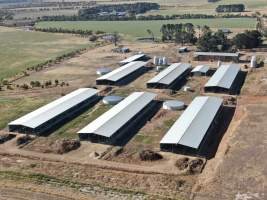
left=96, top=67, right=111, bottom=76
left=102, top=95, right=124, bottom=105
left=163, top=100, right=185, bottom=111
left=250, top=56, right=257, bottom=68
left=162, top=57, right=168, bottom=66
left=158, top=57, right=163, bottom=65
left=153, top=56, right=159, bottom=65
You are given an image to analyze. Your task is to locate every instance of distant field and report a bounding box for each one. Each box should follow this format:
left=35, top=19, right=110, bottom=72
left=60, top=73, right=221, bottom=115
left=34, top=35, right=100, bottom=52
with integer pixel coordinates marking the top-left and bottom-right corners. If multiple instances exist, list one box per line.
left=0, top=26, right=88, bottom=81
left=36, top=18, right=256, bottom=39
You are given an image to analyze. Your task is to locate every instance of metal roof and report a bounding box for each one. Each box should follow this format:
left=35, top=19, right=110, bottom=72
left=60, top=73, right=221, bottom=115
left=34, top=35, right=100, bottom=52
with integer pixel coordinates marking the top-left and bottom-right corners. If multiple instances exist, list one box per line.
left=160, top=96, right=223, bottom=149
left=147, top=63, right=191, bottom=85
left=194, top=52, right=239, bottom=57
left=191, top=65, right=210, bottom=73
left=120, top=54, right=146, bottom=64
left=78, top=92, right=157, bottom=138
left=9, top=88, right=99, bottom=129
left=97, top=61, right=147, bottom=82
left=204, top=64, right=240, bottom=89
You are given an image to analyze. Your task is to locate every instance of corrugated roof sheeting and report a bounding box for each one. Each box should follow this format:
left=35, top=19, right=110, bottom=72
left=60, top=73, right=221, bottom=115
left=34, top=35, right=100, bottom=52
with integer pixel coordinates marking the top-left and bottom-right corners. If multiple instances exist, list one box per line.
left=97, top=61, right=147, bottom=82
left=160, top=96, right=223, bottom=149
left=147, top=63, right=191, bottom=85
left=205, top=64, right=240, bottom=89
left=120, top=54, right=146, bottom=64
left=194, top=52, right=239, bottom=57
left=9, top=88, right=99, bottom=129
left=191, top=65, right=210, bottom=73
left=78, top=92, right=157, bottom=138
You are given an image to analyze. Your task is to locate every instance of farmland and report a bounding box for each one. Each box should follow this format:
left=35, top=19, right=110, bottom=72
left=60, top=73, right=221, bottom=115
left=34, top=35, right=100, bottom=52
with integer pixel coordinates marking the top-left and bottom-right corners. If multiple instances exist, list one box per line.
left=0, top=26, right=89, bottom=81
left=36, top=18, right=256, bottom=39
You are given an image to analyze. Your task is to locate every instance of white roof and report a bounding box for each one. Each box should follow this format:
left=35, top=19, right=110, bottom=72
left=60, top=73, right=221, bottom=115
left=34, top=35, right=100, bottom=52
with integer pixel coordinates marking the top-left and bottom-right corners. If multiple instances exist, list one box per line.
left=9, top=88, right=99, bottom=129
left=78, top=92, right=157, bottom=138
left=147, top=63, right=191, bottom=85
left=191, top=65, right=210, bottom=73
left=205, top=64, right=240, bottom=89
left=194, top=52, right=239, bottom=57
left=160, top=96, right=223, bottom=149
left=97, top=61, right=147, bottom=82
left=120, top=54, right=146, bottom=64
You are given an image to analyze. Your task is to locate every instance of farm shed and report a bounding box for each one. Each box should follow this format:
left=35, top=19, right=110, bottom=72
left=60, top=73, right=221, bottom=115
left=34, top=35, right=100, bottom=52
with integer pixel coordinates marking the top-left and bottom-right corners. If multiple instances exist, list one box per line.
left=8, top=88, right=99, bottom=135
left=193, top=52, right=240, bottom=62
left=78, top=92, right=157, bottom=145
left=204, top=64, right=241, bottom=94
left=96, top=61, right=148, bottom=85
left=146, top=63, right=191, bottom=89
left=191, top=65, right=210, bottom=76
left=120, top=54, right=150, bottom=64
left=160, top=96, right=223, bottom=155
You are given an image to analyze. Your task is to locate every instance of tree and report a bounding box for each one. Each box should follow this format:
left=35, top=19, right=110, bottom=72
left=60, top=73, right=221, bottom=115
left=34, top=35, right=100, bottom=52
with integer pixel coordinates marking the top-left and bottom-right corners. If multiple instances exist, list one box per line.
left=232, top=30, right=262, bottom=49
left=111, top=32, right=120, bottom=46
left=147, top=29, right=155, bottom=41
left=197, top=30, right=231, bottom=52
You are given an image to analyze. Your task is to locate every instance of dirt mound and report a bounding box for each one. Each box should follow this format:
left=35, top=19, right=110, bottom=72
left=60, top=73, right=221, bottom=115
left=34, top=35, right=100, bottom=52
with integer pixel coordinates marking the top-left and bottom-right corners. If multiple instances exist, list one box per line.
left=53, top=139, right=81, bottom=154
left=0, top=133, right=16, bottom=144
left=139, top=149, right=163, bottom=161
left=188, top=159, right=204, bottom=174
left=16, top=135, right=34, bottom=146
left=175, top=157, right=189, bottom=170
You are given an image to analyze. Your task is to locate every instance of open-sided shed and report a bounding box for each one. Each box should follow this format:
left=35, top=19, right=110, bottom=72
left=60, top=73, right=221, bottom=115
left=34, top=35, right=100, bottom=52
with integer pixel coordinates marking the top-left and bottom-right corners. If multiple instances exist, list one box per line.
left=146, top=63, right=191, bottom=89
left=8, top=88, right=99, bottom=135
left=96, top=61, right=148, bottom=85
left=78, top=92, right=157, bottom=145
left=204, top=64, right=241, bottom=94
left=160, top=96, right=223, bottom=155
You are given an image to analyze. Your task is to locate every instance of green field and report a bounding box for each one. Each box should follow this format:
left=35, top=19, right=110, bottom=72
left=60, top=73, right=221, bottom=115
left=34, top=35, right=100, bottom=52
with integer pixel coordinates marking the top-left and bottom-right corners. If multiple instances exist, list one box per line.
left=36, top=18, right=256, bottom=39
left=0, top=26, right=88, bottom=81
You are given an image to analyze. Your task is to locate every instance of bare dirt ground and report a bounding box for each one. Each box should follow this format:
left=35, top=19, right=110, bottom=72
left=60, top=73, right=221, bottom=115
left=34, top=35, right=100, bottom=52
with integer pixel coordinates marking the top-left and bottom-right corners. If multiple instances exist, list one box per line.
left=1, top=41, right=267, bottom=199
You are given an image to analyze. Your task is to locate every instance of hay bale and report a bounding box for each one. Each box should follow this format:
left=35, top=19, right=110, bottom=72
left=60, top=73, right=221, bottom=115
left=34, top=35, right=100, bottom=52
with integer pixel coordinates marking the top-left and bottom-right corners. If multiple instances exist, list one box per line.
left=0, top=134, right=16, bottom=144
left=54, top=139, right=81, bottom=154
left=188, top=159, right=204, bottom=174
left=16, top=135, right=33, bottom=146
left=175, top=157, right=189, bottom=170
left=139, top=149, right=163, bottom=161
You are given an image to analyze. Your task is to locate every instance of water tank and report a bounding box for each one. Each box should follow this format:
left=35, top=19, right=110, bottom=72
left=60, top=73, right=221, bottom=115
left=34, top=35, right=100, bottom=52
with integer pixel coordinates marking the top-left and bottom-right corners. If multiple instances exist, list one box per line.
left=158, top=57, right=163, bottom=65
left=163, top=100, right=185, bottom=111
left=183, top=86, right=191, bottom=92
left=250, top=56, right=257, bottom=68
left=102, top=95, right=124, bottom=105
left=162, top=57, right=168, bottom=66
left=217, top=61, right=221, bottom=67
left=153, top=56, right=159, bottom=65
left=96, top=67, right=111, bottom=76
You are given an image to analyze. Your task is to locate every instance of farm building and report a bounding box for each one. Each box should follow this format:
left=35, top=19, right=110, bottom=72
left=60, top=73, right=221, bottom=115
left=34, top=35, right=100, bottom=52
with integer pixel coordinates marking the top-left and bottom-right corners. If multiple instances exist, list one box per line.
left=204, top=64, right=241, bottom=94
left=78, top=92, right=157, bottom=145
left=8, top=88, right=99, bottom=135
left=120, top=54, right=150, bottom=64
left=146, top=63, right=191, bottom=89
left=160, top=96, right=223, bottom=155
left=193, top=52, right=240, bottom=62
left=191, top=65, right=210, bottom=76
left=96, top=61, right=148, bottom=85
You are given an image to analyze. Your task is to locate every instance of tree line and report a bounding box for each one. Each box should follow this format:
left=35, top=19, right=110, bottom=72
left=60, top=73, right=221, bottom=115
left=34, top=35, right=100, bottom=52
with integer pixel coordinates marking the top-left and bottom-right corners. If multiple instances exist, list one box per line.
left=34, top=27, right=105, bottom=36
left=216, top=4, right=245, bottom=13
left=40, top=13, right=254, bottom=22
left=160, top=23, right=263, bottom=51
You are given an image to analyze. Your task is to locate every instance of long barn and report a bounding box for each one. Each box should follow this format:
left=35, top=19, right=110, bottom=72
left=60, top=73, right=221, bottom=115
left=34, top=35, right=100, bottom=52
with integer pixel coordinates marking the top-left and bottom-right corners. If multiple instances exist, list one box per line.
left=160, top=96, right=223, bottom=155
left=8, top=88, right=99, bottom=135
left=146, top=63, right=191, bottom=89
left=78, top=92, right=157, bottom=144
left=96, top=61, right=148, bottom=85
left=204, top=64, right=241, bottom=94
